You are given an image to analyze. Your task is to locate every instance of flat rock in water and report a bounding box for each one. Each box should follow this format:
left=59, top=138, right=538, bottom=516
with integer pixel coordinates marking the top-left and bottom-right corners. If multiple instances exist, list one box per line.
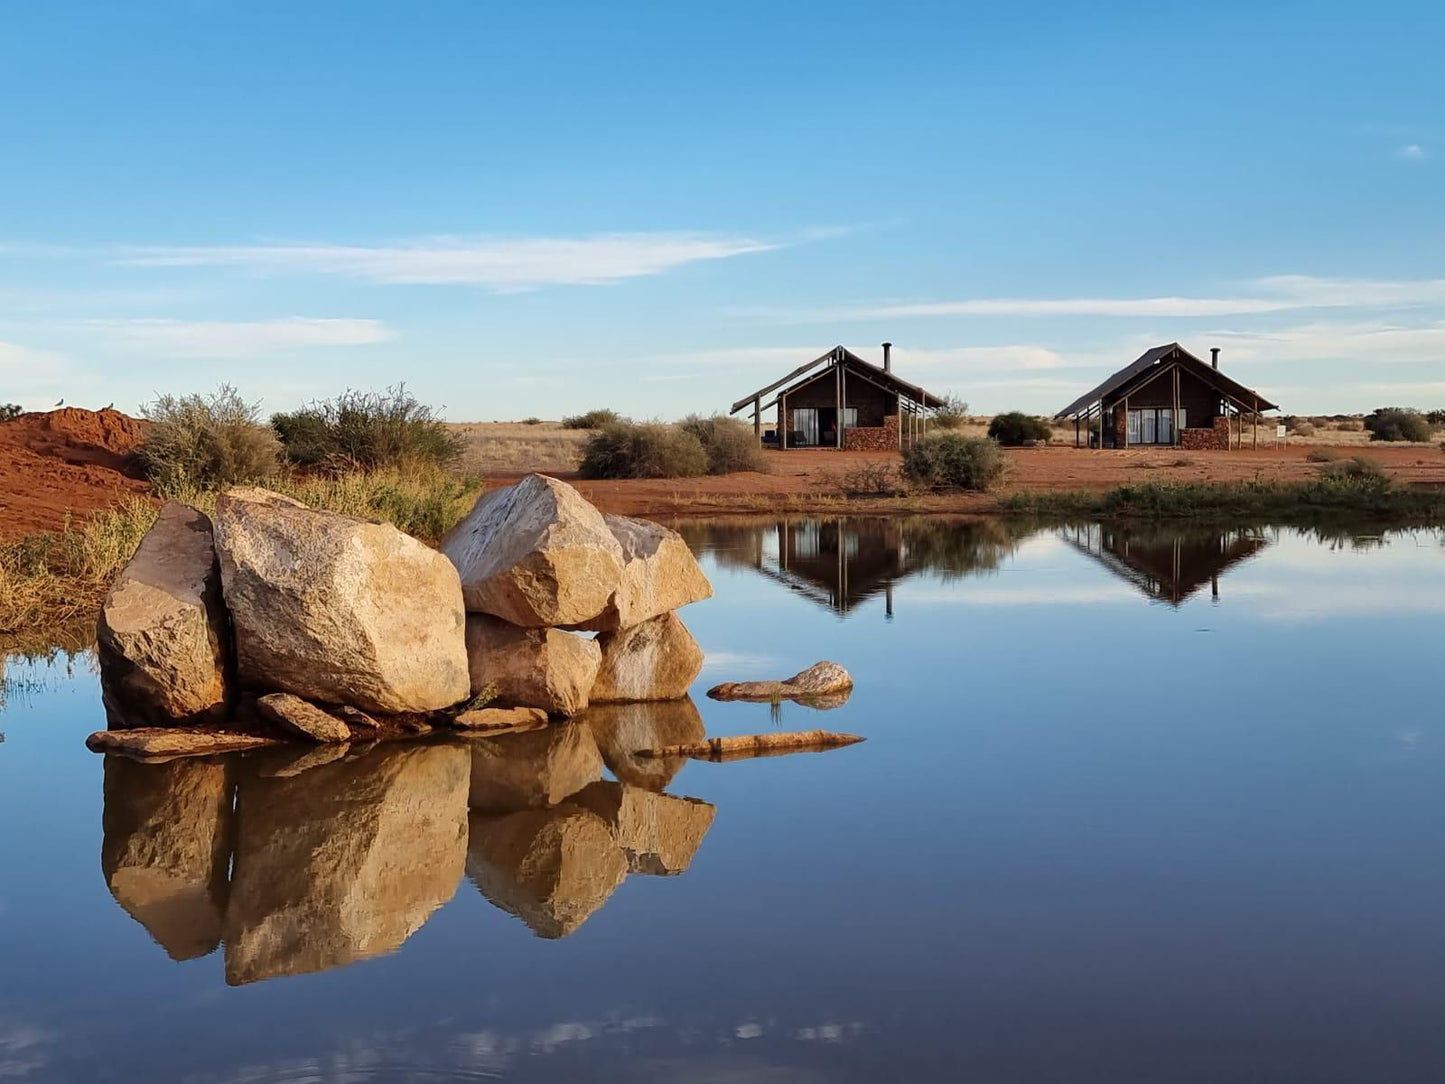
left=568, top=514, right=712, bottom=631
left=223, top=743, right=469, bottom=985
left=97, top=501, right=230, bottom=724
left=465, top=613, right=601, bottom=717
left=214, top=486, right=470, bottom=715
left=573, top=780, right=715, bottom=876
left=256, top=693, right=352, bottom=743
left=87, top=728, right=281, bottom=759
left=706, top=661, right=854, bottom=702
left=451, top=706, right=549, bottom=731
left=582, top=698, right=705, bottom=792
left=467, top=721, right=603, bottom=814
left=466, top=803, right=628, bottom=940
left=591, top=612, right=704, bottom=703
left=442, top=474, right=623, bottom=628
left=101, top=757, right=234, bottom=961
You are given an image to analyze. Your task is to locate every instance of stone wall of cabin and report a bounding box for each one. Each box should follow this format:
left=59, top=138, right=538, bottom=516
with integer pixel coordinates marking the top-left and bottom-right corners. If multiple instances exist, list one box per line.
left=844, top=415, right=899, bottom=451
left=1179, top=426, right=1226, bottom=451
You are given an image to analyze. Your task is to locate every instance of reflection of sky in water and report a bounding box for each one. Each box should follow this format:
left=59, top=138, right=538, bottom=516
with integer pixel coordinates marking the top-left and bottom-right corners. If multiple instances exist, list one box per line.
left=1, top=522, right=1444, bottom=1081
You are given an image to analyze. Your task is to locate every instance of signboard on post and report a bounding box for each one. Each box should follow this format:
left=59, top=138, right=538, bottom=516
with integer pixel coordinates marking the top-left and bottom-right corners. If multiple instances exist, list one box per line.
left=1276, top=423, right=1287, bottom=446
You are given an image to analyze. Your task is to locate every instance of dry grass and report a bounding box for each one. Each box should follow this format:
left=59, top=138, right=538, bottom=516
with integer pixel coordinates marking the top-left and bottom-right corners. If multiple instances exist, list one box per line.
left=449, top=421, right=589, bottom=474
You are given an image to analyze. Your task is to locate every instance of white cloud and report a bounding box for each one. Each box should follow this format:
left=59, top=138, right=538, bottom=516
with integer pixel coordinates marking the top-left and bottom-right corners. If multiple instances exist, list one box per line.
left=88, top=317, right=394, bottom=358
left=1396, top=143, right=1427, bottom=160
left=118, top=231, right=780, bottom=291
left=1210, top=319, right=1445, bottom=365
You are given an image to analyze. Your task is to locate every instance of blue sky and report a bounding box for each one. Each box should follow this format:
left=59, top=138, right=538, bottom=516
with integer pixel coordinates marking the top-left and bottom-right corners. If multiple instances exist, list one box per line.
left=1, top=0, right=1441, bottom=419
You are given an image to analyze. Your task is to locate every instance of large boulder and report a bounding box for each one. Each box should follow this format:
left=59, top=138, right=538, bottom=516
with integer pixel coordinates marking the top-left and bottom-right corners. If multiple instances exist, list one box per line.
left=101, top=757, right=234, bottom=961
left=214, top=487, right=469, bottom=714
left=465, top=613, right=601, bottom=716
left=590, top=612, right=704, bottom=703
left=467, top=804, right=628, bottom=939
left=442, top=474, right=623, bottom=627
left=583, top=698, right=705, bottom=792
left=97, top=502, right=230, bottom=725
left=574, top=780, right=716, bottom=876
left=467, top=721, right=603, bottom=814
left=570, top=515, right=712, bottom=632
left=223, top=743, right=469, bottom=985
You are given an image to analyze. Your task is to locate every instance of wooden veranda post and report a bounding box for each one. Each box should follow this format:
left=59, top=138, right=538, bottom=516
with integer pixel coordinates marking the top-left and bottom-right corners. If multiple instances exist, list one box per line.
left=835, top=360, right=843, bottom=449
left=753, top=397, right=761, bottom=445
left=780, top=392, right=788, bottom=450
left=1173, top=366, right=1181, bottom=447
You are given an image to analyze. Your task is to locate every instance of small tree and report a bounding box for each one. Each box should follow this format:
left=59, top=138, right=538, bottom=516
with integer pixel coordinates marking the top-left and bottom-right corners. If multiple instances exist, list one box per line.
left=1364, top=407, right=1431, bottom=443
left=931, top=395, right=970, bottom=431
left=987, top=411, right=1051, bottom=446
left=271, top=384, right=461, bottom=469
left=561, top=408, right=623, bottom=430
left=0, top=403, right=22, bottom=422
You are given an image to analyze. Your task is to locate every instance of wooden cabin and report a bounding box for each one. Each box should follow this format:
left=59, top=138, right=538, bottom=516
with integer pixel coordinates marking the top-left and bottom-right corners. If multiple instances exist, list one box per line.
left=730, top=344, right=945, bottom=450
left=1055, top=343, right=1278, bottom=449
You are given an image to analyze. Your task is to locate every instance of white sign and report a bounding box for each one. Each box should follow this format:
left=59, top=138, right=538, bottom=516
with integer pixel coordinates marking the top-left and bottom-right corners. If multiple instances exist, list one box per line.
left=1276, top=424, right=1287, bottom=439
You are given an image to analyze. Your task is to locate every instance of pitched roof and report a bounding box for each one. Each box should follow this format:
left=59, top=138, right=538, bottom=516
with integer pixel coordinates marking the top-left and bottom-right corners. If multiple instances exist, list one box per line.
left=1055, top=343, right=1278, bottom=419
left=730, top=345, right=944, bottom=415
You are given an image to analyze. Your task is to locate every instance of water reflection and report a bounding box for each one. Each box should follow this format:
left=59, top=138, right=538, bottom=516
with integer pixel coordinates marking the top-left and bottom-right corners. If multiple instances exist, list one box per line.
left=679, top=517, right=1030, bottom=616
left=97, top=702, right=717, bottom=981
left=1058, top=523, right=1269, bottom=605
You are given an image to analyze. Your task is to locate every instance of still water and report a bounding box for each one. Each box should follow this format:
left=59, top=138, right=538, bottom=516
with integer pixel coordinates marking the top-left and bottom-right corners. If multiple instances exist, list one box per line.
left=2, top=518, right=1444, bottom=1082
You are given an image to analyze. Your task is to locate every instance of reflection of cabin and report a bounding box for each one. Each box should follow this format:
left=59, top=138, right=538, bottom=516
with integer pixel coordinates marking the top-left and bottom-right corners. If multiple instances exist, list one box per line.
left=1055, top=343, right=1278, bottom=450
left=730, top=344, right=945, bottom=450
left=755, top=520, right=913, bottom=614
left=1061, top=523, right=1268, bottom=604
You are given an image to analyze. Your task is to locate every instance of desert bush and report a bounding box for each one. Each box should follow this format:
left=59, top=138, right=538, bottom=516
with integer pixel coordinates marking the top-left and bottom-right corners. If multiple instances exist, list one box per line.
left=1305, top=448, right=1340, bottom=463
left=1426, top=409, right=1445, bottom=427
left=821, top=461, right=910, bottom=498
left=578, top=422, right=708, bottom=479
left=561, top=408, right=623, bottom=430
left=1292, top=422, right=1316, bottom=437
left=1364, top=408, right=1431, bottom=442
left=1336, top=417, right=1365, bottom=431
left=271, top=384, right=461, bottom=469
left=931, top=395, right=970, bottom=430
left=521, top=416, right=543, bottom=425
left=140, top=385, right=281, bottom=495
left=0, top=403, right=22, bottom=421
left=987, top=411, right=1052, bottom=446
left=1317, top=456, right=1387, bottom=486
left=902, top=434, right=1006, bottom=490
left=678, top=414, right=767, bottom=474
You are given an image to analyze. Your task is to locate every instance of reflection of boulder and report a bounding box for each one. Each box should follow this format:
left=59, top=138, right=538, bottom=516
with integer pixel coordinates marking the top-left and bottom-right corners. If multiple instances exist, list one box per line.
left=101, top=756, right=233, bottom=961
left=223, top=744, right=469, bottom=985
left=467, top=722, right=603, bottom=814
left=583, top=698, right=705, bottom=792
left=467, top=804, right=628, bottom=939
left=574, top=781, right=715, bottom=876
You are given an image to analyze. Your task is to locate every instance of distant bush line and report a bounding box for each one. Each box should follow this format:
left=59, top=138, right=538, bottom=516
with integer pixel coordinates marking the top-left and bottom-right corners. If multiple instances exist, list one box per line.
left=580, top=416, right=766, bottom=479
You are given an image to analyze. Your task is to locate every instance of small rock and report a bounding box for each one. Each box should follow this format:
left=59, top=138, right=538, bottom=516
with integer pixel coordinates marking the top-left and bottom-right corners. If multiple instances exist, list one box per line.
left=331, top=705, right=380, bottom=730
left=591, top=612, right=704, bottom=703
left=706, top=661, right=853, bottom=703
left=256, top=693, right=352, bottom=743
left=442, top=474, right=624, bottom=627
left=465, top=613, right=601, bottom=717
left=87, top=729, right=281, bottom=759
left=451, top=706, right=549, bottom=731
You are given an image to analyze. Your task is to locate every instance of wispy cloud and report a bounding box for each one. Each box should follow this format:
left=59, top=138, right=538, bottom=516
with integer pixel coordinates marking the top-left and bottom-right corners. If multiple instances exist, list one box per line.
left=1396, top=143, right=1427, bottom=161
left=1210, top=318, right=1445, bottom=365
left=88, top=317, right=394, bottom=358
left=116, top=231, right=782, bottom=291
left=738, top=275, right=1445, bottom=324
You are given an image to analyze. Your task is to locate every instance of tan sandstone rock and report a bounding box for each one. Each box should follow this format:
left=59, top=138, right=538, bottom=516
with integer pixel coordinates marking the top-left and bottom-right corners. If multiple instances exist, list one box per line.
left=467, top=804, right=628, bottom=939
left=465, top=613, right=601, bottom=716
left=574, top=780, right=716, bottom=876
left=214, top=487, right=470, bottom=715
left=583, top=698, right=705, bottom=792
left=101, top=756, right=234, bottom=961
left=223, top=743, right=469, bottom=985
left=97, top=502, right=230, bottom=725
left=467, top=721, right=603, bottom=814
left=442, top=474, right=623, bottom=627
left=569, top=514, right=712, bottom=631
left=590, top=612, right=704, bottom=703
left=450, top=706, right=549, bottom=731
left=86, top=728, right=282, bottom=759
left=706, top=661, right=854, bottom=703
left=256, top=693, right=352, bottom=743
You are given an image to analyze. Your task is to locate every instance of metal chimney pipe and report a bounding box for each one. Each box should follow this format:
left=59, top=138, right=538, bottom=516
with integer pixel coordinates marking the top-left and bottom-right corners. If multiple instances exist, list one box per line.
left=882, top=341, right=893, bottom=373
left=1211, top=347, right=1220, bottom=369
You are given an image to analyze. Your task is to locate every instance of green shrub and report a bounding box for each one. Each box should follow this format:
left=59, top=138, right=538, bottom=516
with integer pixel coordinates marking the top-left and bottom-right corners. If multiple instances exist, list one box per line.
left=561, top=408, right=623, bottom=430
left=521, top=416, right=543, bottom=425
left=678, top=414, right=767, bottom=474
left=1364, top=407, right=1431, bottom=442
left=271, top=384, right=461, bottom=469
left=1305, top=448, right=1339, bottom=463
left=140, top=385, right=282, bottom=496
left=0, top=403, right=22, bottom=422
left=987, top=411, right=1052, bottom=446
left=931, top=395, right=970, bottom=431
left=578, top=422, right=708, bottom=479
left=1425, top=409, right=1445, bottom=427
left=902, top=434, right=1006, bottom=490
left=1318, top=456, right=1387, bottom=485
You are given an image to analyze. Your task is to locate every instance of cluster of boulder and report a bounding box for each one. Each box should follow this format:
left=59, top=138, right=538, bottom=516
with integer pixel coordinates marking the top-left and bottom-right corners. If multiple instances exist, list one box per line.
left=96, top=474, right=713, bottom=744
left=101, top=703, right=715, bottom=983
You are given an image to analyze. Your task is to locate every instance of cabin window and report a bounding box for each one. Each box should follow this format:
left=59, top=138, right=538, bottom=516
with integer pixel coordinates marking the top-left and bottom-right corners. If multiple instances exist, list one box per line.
left=794, top=408, right=820, bottom=446
left=842, top=408, right=858, bottom=429
left=1126, top=408, right=1183, bottom=445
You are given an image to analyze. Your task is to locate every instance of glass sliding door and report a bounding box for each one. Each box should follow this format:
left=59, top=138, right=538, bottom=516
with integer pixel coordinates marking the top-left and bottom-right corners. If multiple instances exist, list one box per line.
left=793, top=408, right=820, bottom=446
left=1141, top=410, right=1157, bottom=444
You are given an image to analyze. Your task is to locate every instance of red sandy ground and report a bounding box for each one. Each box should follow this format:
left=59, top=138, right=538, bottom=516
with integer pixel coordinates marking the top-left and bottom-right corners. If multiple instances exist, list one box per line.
left=0, top=408, right=150, bottom=535
left=2, top=409, right=1443, bottom=536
